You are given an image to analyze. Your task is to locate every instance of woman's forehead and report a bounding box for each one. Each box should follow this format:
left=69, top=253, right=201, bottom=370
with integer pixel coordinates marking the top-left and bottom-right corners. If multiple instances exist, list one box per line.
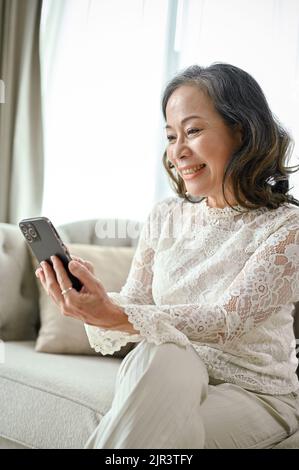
left=166, top=86, right=215, bottom=123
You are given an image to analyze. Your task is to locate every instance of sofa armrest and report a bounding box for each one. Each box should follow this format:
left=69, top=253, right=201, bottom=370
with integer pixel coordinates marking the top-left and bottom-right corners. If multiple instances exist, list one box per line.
left=0, top=223, right=39, bottom=341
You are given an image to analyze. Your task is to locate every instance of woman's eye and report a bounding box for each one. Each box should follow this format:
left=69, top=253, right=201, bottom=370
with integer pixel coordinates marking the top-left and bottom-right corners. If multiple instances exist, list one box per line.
left=166, top=128, right=201, bottom=142
left=187, top=128, right=200, bottom=135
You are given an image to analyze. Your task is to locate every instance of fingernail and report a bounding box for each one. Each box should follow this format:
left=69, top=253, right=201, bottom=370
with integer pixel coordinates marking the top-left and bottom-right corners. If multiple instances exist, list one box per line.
left=69, top=260, right=79, bottom=270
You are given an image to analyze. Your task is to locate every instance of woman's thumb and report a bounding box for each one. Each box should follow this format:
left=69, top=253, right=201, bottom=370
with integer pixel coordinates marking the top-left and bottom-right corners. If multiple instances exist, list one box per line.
left=69, top=260, right=97, bottom=291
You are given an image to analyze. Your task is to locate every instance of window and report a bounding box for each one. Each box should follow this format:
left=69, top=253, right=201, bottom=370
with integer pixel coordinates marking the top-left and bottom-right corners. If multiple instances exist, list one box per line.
left=40, top=0, right=299, bottom=226
left=40, top=0, right=170, bottom=225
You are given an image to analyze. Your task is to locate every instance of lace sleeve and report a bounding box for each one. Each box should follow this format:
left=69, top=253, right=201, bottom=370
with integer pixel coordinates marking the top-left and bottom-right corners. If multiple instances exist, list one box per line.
left=84, top=200, right=164, bottom=355
left=119, top=221, right=299, bottom=348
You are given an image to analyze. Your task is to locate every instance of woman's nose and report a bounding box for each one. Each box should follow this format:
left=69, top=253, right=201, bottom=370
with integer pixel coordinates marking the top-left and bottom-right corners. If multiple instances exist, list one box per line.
left=172, top=141, right=191, bottom=161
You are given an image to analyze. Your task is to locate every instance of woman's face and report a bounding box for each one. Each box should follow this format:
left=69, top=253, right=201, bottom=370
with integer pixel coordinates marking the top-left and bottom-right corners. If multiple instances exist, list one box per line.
left=165, top=85, right=242, bottom=208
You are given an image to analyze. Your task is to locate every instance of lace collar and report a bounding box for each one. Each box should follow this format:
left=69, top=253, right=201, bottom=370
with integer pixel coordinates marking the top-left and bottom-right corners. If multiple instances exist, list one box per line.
left=200, top=197, right=251, bottom=219
left=182, top=196, right=271, bottom=219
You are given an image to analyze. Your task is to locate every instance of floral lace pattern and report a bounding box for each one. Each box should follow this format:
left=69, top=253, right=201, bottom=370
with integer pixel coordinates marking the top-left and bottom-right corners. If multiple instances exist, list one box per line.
left=85, top=196, right=299, bottom=394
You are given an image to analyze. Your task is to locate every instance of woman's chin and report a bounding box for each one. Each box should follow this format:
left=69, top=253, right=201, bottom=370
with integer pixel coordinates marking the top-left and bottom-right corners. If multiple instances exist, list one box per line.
left=185, top=187, right=203, bottom=198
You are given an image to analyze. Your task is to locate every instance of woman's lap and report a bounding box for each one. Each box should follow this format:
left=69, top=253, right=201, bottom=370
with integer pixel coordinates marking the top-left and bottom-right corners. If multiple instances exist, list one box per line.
left=86, top=339, right=299, bottom=449
left=201, top=381, right=299, bottom=448
left=136, top=339, right=299, bottom=449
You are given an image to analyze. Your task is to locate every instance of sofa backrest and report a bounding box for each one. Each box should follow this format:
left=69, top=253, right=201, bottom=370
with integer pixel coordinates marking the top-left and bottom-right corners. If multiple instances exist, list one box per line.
left=58, top=218, right=142, bottom=247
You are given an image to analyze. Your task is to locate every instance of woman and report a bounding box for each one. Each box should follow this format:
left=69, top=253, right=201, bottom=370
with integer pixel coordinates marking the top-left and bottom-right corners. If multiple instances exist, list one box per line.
left=35, top=63, right=299, bottom=449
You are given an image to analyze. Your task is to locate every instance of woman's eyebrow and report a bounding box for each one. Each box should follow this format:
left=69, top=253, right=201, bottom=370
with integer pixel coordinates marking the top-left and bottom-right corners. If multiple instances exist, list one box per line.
left=165, top=114, right=204, bottom=129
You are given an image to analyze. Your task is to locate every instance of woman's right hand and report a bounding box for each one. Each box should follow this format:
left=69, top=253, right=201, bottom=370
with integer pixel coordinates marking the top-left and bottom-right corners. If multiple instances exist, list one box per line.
left=35, top=254, right=96, bottom=296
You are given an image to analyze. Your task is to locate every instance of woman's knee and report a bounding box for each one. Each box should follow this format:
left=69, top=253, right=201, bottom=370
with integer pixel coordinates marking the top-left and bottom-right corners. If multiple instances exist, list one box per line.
left=119, top=340, right=209, bottom=400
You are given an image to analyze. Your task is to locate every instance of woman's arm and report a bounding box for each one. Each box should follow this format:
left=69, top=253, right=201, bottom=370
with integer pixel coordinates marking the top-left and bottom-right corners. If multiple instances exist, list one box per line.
left=114, top=220, right=299, bottom=348
left=83, top=200, right=166, bottom=354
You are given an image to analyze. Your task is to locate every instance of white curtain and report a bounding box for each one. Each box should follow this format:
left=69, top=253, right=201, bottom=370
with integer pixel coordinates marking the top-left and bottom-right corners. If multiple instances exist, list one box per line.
left=40, top=0, right=171, bottom=226
left=174, top=0, right=299, bottom=200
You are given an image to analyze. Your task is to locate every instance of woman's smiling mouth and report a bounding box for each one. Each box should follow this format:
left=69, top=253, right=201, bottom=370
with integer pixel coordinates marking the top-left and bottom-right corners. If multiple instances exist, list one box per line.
left=179, top=164, right=206, bottom=180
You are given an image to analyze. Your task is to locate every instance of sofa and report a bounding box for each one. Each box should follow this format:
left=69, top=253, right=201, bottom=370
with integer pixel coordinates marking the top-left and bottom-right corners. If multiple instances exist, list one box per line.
left=0, top=219, right=298, bottom=449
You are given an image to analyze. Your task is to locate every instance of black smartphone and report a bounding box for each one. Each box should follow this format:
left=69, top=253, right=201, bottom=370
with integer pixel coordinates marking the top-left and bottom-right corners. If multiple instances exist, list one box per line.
left=19, top=217, right=83, bottom=291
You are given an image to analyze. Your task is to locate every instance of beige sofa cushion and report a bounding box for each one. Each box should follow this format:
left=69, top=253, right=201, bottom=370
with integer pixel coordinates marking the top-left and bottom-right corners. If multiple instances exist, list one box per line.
left=0, top=341, right=121, bottom=448
left=32, top=243, right=136, bottom=357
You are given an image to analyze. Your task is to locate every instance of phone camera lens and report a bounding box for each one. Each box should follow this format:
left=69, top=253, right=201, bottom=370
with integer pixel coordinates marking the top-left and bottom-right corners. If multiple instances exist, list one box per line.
left=21, top=225, right=28, bottom=234
left=25, top=233, right=33, bottom=243
left=28, top=227, right=37, bottom=238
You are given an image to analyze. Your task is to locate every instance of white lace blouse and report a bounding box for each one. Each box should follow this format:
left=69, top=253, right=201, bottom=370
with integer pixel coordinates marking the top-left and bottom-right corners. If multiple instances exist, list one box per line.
left=85, top=196, right=299, bottom=395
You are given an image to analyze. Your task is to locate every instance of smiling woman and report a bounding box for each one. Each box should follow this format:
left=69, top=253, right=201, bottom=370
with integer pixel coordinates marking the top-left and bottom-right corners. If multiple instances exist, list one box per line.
left=78, top=62, right=299, bottom=450
left=165, top=85, right=243, bottom=208
left=34, top=61, right=299, bottom=449
left=162, top=63, right=299, bottom=210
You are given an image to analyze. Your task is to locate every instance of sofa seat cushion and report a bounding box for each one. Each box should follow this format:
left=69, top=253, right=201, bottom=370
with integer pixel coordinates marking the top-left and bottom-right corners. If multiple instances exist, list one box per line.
left=0, top=341, right=121, bottom=449
left=1, top=342, right=298, bottom=449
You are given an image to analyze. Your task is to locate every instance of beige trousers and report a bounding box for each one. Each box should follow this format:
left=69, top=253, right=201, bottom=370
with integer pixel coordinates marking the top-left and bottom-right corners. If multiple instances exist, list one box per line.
left=84, top=339, right=299, bottom=449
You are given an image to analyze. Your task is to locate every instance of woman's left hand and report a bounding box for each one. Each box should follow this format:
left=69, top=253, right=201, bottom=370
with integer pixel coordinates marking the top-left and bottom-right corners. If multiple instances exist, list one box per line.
left=35, top=256, right=137, bottom=333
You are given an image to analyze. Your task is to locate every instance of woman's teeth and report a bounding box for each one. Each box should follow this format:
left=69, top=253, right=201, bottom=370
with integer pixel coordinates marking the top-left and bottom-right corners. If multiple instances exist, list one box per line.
left=181, top=164, right=206, bottom=175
